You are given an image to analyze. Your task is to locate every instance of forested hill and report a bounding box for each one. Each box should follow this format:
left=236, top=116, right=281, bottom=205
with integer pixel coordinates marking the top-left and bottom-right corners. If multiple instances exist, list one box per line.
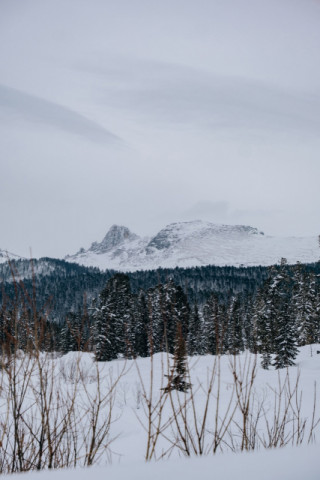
left=1, top=257, right=320, bottom=323
left=127, top=264, right=271, bottom=305
left=0, top=259, right=114, bottom=324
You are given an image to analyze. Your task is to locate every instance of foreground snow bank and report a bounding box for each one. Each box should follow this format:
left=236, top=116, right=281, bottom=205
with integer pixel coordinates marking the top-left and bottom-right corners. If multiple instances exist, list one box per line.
left=12, top=445, right=319, bottom=480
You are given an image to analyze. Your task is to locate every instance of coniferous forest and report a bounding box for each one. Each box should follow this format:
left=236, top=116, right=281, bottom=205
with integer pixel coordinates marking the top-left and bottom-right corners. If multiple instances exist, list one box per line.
left=1, top=258, right=319, bottom=369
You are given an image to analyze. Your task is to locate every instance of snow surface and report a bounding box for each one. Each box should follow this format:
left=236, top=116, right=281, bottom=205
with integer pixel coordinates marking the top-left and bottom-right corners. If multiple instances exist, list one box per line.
left=7, top=345, right=320, bottom=480
left=65, top=220, right=320, bottom=271
left=103, top=346, right=320, bottom=463
left=11, top=445, right=319, bottom=480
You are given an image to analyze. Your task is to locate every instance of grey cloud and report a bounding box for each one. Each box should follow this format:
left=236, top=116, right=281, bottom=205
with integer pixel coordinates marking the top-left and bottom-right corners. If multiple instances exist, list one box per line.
left=0, top=84, right=122, bottom=144
left=90, top=58, right=320, bottom=134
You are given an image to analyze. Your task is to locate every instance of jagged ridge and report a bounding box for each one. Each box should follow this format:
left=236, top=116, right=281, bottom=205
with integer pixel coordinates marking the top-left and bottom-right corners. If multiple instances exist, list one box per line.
left=87, top=225, right=139, bottom=254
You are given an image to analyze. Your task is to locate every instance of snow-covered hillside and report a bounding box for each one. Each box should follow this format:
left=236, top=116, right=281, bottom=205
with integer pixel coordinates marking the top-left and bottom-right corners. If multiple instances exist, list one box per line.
left=0, top=249, right=25, bottom=264
left=65, top=220, right=319, bottom=271
left=0, top=250, right=8, bottom=265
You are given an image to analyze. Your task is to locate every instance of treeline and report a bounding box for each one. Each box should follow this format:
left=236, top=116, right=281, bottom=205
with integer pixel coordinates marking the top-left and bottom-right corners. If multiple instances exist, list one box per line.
left=1, top=259, right=320, bottom=369
left=0, top=258, right=116, bottom=324
left=3, top=257, right=320, bottom=323
left=0, top=259, right=271, bottom=322
left=70, top=260, right=320, bottom=368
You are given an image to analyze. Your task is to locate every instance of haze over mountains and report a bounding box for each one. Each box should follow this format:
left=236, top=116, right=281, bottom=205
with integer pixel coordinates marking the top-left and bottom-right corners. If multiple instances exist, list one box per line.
left=65, top=221, right=319, bottom=271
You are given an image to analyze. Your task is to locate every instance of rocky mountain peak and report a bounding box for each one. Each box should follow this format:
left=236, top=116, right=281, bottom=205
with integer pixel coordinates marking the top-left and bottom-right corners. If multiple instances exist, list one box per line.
left=0, top=249, right=25, bottom=264
left=89, top=225, right=139, bottom=254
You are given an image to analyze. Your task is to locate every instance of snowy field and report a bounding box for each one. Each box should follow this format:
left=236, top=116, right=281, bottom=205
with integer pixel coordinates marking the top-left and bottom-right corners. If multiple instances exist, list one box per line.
left=1, top=345, right=319, bottom=478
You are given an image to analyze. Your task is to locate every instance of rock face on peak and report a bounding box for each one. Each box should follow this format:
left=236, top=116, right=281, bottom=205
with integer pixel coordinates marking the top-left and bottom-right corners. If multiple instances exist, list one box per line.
left=65, top=220, right=319, bottom=271
left=88, top=225, right=139, bottom=254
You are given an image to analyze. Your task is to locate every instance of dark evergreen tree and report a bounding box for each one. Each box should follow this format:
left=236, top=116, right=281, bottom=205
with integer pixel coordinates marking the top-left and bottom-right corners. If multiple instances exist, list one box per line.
left=293, top=263, right=318, bottom=346
left=226, top=296, right=244, bottom=355
left=270, top=260, right=298, bottom=369
left=132, top=291, right=149, bottom=358
left=60, top=310, right=91, bottom=353
left=163, top=322, right=191, bottom=393
left=93, top=306, right=113, bottom=361
left=146, top=280, right=190, bottom=355
left=202, top=294, right=227, bottom=355
left=187, top=302, right=201, bottom=355
left=146, top=284, right=166, bottom=353
left=164, top=280, right=190, bottom=354
left=243, top=296, right=257, bottom=353
left=93, top=273, right=135, bottom=361
left=254, top=282, right=274, bottom=369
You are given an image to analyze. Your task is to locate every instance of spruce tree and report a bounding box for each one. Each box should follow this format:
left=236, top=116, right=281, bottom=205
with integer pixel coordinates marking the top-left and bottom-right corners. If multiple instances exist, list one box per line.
left=226, top=296, right=244, bottom=355
left=187, top=302, right=201, bottom=356
left=133, top=291, right=149, bottom=357
left=146, top=284, right=166, bottom=353
left=255, top=284, right=273, bottom=369
left=202, top=294, right=226, bottom=355
left=271, top=259, right=298, bottom=369
left=273, top=314, right=298, bottom=369
left=163, top=322, right=191, bottom=393
left=293, top=263, right=318, bottom=346
left=93, top=273, right=135, bottom=361
left=164, top=280, right=190, bottom=354
left=60, top=310, right=91, bottom=353
left=146, top=280, right=190, bottom=355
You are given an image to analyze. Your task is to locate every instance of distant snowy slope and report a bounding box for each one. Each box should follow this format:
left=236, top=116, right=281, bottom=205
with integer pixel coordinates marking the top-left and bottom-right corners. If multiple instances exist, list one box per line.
left=0, top=249, right=25, bottom=264
left=65, top=221, right=319, bottom=271
left=0, top=250, right=8, bottom=265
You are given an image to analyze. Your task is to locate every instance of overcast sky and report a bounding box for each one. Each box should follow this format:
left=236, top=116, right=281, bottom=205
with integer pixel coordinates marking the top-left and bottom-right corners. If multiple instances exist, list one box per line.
left=1, top=0, right=320, bottom=258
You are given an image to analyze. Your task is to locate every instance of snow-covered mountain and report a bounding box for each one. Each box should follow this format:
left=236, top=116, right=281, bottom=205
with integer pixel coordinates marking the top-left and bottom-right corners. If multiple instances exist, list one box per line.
left=65, top=220, right=320, bottom=271
left=86, top=225, right=140, bottom=254
left=0, top=249, right=25, bottom=264
left=0, top=250, right=7, bottom=265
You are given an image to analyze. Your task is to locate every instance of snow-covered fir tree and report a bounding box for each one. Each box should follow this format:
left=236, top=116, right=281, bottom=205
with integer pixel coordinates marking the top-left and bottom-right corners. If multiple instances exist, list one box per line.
left=163, top=322, right=191, bottom=393
left=226, top=296, right=244, bottom=355
left=270, top=259, right=298, bottom=369
left=93, top=273, right=135, bottom=361
left=292, top=263, right=318, bottom=345
left=187, top=302, right=201, bottom=355
left=133, top=291, right=149, bottom=357
left=202, top=293, right=227, bottom=355
left=146, top=280, right=190, bottom=355
left=60, top=310, right=90, bottom=353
